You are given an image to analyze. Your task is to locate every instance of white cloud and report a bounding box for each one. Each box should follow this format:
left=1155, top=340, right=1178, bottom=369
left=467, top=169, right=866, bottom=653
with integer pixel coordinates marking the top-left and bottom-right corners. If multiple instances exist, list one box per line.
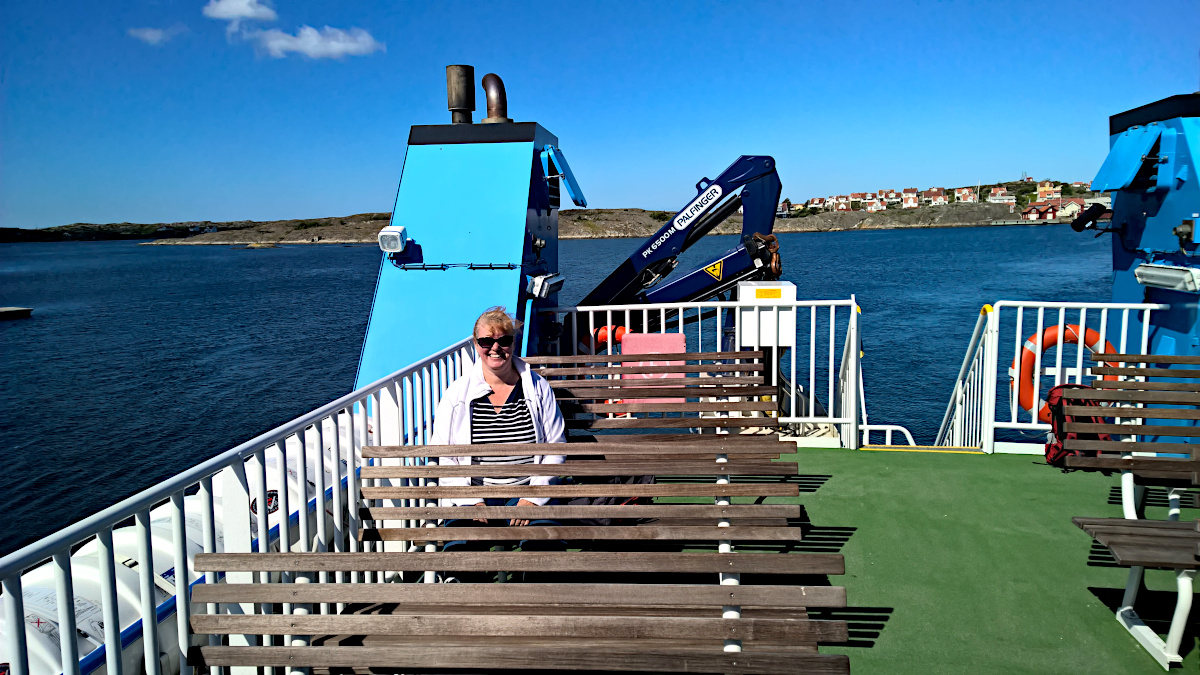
left=127, top=25, right=187, bottom=46
left=250, top=25, right=384, bottom=59
left=202, top=0, right=276, bottom=34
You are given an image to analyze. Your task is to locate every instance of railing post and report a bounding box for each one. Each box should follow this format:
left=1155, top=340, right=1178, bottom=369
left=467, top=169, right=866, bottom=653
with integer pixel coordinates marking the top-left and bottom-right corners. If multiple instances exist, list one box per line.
left=170, top=491, right=192, bottom=675
left=3, top=573, right=30, bottom=675
left=97, top=526, right=124, bottom=675
left=53, top=550, right=81, bottom=675
left=847, top=300, right=860, bottom=450
left=220, top=460, right=257, bottom=675
left=980, top=307, right=1001, bottom=454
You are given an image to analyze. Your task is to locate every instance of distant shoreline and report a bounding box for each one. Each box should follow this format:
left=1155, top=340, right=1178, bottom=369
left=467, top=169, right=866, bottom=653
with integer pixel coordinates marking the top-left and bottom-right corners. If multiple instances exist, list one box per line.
left=1, top=203, right=1060, bottom=245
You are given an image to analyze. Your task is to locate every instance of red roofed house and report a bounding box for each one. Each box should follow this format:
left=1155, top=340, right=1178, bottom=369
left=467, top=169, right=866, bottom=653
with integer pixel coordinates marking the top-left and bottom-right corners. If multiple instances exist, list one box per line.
left=955, top=188, right=977, bottom=203
left=835, top=201, right=851, bottom=212
left=849, top=192, right=868, bottom=207
left=834, top=195, right=850, bottom=207
left=1022, top=202, right=1058, bottom=220
left=987, top=187, right=1016, bottom=205
left=883, top=189, right=901, bottom=203
left=865, top=199, right=885, bottom=213
left=808, top=197, right=826, bottom=210
left=923, top=188, right=947, bottom=206
left=1072, top=181, right=1090, bottom=189
left=902, top=189, right=920, bottom=209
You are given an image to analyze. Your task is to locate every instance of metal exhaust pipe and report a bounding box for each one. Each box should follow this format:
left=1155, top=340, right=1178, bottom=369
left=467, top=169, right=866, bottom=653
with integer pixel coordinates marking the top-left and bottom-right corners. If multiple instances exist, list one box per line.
left=446, top=65, right=475, bottom=124
left=481, top=73, right=512, bottom=124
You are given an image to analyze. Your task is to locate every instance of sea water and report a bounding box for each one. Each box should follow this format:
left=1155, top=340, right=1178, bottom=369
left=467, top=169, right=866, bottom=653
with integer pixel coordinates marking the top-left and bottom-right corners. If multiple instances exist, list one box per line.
left=0, top=224, right=1109, bottom=553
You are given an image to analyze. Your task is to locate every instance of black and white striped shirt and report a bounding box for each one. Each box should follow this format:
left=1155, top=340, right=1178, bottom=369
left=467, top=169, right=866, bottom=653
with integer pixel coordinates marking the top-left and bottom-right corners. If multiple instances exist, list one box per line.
left=469, top=381, right=537, bottom=486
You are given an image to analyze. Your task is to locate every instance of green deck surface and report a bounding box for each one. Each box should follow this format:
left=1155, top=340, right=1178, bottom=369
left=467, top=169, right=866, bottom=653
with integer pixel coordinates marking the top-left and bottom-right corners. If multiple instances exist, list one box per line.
left=781, top=447, right=1197, bottom=673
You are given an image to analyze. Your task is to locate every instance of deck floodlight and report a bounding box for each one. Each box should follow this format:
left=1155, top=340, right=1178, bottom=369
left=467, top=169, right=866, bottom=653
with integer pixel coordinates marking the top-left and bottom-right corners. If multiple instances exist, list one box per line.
left=377, top=225, right=408, bottom=253
left=1134, top=263, right=1200, bottom=293
left=526, top=273, right=565, bottom=299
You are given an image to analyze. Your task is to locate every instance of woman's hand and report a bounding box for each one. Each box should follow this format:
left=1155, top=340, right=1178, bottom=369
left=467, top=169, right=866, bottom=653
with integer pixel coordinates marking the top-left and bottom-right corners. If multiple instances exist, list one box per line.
left=472, top=501, right=487, bottom=523
left=510, top=498, right=538, bottom=526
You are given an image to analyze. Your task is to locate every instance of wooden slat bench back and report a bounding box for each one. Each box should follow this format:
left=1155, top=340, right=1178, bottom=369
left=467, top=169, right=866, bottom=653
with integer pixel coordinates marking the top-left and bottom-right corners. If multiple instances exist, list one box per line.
left=527, top=350, right=781, bottom=432
left=189, top=415, right=849, bottom=673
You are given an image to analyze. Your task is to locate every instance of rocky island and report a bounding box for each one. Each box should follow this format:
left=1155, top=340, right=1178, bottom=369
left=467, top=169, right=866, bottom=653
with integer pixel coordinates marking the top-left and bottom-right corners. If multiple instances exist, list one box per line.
left=2, top=202, right=1042, bottom=246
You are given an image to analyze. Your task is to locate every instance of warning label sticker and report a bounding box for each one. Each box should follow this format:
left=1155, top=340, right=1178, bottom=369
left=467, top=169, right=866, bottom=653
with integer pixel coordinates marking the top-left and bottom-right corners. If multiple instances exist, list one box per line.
left=703, top=260, right=723, bottom=281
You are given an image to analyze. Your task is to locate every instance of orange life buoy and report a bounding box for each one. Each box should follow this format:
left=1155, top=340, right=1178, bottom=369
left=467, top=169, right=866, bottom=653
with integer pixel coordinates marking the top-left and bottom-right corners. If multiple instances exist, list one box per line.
left=591, top=325, right=626, bottom=347
left=1009, top=324, right=1116, bottom=424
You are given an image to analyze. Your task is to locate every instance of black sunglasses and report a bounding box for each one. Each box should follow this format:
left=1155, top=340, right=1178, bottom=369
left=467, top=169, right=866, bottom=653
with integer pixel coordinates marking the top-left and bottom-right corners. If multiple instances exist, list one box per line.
left=476, top=335, right=515, bottom=349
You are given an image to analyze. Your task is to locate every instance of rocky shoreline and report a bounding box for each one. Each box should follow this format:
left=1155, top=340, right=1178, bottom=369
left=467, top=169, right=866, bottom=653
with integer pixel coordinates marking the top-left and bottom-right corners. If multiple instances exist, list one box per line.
left=3, top=203, right=1040, bottom=245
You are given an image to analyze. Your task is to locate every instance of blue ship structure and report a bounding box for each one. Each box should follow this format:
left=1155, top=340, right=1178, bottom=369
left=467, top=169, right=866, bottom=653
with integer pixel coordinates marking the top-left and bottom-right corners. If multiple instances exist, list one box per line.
left=1088, top=93, right=1200, bottom=437
left=355, top=65, right=786, bottom=387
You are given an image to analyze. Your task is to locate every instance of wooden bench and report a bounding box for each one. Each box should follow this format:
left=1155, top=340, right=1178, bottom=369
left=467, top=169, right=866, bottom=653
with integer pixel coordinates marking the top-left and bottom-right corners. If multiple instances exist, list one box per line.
left=1060, top=353, right=1200, bottom=668
left=525, top=350, right=780, bottom=433
left=188, top=389, right=851, bottom=672
left=1062, top=353, right=1200, bottom=515
left=1072, top=517, right=1198, bottom=669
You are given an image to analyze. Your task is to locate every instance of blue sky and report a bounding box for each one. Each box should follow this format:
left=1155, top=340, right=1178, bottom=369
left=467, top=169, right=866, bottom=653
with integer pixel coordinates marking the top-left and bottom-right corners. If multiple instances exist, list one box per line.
left=2, top=0, right=1198, bottom=228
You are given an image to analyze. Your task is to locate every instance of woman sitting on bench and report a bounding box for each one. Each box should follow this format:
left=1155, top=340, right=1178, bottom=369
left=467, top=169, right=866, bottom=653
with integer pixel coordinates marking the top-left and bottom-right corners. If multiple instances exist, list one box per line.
left=431, top=307, right=567, bottom=576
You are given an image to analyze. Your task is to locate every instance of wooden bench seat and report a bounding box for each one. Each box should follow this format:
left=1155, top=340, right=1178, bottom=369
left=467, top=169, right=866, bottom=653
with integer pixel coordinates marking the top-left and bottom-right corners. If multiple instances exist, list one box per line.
left=187, top=348, right=853, bottom=673
left=191, top=448, right=848, bottom=672
left=527, top=350, right=781, bottom=432
left=1062, top=353, right=1200, bottom=668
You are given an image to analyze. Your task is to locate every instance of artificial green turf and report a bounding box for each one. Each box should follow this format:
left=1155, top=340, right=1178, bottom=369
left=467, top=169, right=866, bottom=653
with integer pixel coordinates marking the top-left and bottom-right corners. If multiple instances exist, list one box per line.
left=783, top=448, right=1196, bottom=674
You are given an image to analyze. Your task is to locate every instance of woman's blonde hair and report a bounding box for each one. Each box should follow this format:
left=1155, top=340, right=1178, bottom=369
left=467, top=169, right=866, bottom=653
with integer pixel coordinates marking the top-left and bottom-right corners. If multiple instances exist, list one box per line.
left=474, top=306, right=521, bottom=336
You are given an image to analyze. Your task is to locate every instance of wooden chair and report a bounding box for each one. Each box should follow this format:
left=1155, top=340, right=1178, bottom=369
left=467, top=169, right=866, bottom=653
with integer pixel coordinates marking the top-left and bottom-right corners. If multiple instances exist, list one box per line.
left=1060, top=353, right=1200, bottom=669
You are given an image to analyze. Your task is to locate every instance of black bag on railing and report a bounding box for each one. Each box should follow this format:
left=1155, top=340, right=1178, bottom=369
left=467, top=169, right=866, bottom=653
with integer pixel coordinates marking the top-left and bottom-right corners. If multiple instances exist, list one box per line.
left=1044, top=383, right=1112, bottom=468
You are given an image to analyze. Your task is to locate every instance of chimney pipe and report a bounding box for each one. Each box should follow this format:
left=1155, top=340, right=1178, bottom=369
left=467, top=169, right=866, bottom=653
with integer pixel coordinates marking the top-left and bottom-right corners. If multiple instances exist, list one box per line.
left=481, top=73, right=512, bottom=124
left=446, top=65, right=475, bottom=124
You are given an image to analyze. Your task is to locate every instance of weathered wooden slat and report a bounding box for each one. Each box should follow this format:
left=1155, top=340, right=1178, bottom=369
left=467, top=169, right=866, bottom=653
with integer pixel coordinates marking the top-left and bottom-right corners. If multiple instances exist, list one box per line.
left=1062, top=439, right=1195, bottom=454
left=1085, top=525, right=1200, bottom=540
left=1092, top=380, right=1200, bottom=392
left=556, top=385, right=780, bottom=400
left=1090, top=366, right=1200, bottom=378
left=1063, top=406, right=1200, bottom=421
left=537, top=363, right=765, bottom=377
left=572, top=417, right=781, bottom=429
left=190, top=583, right=846, bottom=608
left=565, top=401, right=776, bottom=414
left=359, top=525, right=803, bottom=542
left=1093, top=353, right=1200, bottom=365
left=193, top=552, right=845, bottom=575
left=524, top=351, right=763, bottom=364
left=363, top=443, right=782, bottom=458
left=360, top=504, right=802, bottom=520
left=360, top=460, right=797, bottom=479
left=579, top=433, right=782, bottom=444
left=191, top=614, right=843, bottom=643
left=1060, top=389, right=1200, bottom=404
left=1064, top=456, right=1199, bottom=472
left=1064, top=423, right=1200, bottom=437
left=1072, top=516, right=1197, bottom=530
left=193, top=645, right=851, bottom=674
left=1104, top=538, right=1200, bottom=569
left=360, top=484, right=800, bottom=500
left=549, top=376, right=766, bottom=388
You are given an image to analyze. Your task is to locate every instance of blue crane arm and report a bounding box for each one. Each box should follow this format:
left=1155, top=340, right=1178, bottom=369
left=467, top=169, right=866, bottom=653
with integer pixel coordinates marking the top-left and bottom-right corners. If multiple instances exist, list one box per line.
left=579, top=155, right=781, bottom=306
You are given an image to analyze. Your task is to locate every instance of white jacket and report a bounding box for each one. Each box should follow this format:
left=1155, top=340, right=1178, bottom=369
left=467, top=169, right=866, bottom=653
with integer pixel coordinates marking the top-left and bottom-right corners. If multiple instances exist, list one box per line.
left=430, top=356, right=566, bottom=506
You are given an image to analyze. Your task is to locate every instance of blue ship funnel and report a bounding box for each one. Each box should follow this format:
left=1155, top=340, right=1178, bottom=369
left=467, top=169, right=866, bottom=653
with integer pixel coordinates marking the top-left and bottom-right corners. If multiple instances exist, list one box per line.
left=354, top=120, right=564, bottom=389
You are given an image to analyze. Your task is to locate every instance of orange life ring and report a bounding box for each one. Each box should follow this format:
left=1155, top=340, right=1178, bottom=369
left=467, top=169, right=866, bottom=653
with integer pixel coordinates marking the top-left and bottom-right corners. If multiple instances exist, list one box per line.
left=591, top=325, right=626, bottom=347
left=1008, top=324, right=1116, bottom=424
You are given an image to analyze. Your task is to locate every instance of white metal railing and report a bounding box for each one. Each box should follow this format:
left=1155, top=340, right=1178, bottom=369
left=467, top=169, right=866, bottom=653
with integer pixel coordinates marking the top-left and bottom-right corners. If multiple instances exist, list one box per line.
left=0, top=337, right=475, bottom=675
left=541, top=298, right=876, bottom=446
left=936, top=301, right=1165, bottom=453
